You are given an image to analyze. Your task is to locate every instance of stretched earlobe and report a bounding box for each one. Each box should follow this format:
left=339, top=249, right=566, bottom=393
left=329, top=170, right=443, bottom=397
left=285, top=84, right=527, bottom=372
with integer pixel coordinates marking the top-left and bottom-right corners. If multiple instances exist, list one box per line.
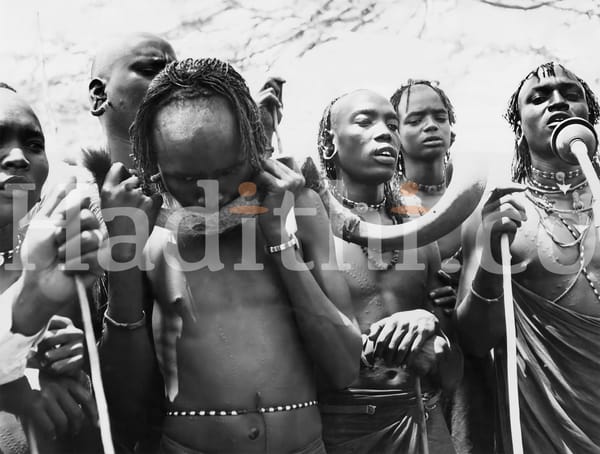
left=90, top=99, right=110, bottom=117
left=89, top=77, right=109, bottom=117
left=322, top=130, right=338, bottom=160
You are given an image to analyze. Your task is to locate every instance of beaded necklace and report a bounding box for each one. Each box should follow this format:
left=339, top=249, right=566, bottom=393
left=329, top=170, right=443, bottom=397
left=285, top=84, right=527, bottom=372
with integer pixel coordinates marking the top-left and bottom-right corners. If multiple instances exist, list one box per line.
left=530, top=195, right=600, bottom=303
left=328, top=183, right=386, bottom=213
left=360, top=215, right=401, bottom=271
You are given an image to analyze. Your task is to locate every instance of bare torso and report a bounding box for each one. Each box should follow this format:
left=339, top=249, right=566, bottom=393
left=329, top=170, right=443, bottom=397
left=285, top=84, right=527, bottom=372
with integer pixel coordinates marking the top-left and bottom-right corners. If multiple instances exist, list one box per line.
left=147, top=226, right=322, bottom=453
left=333, top=231, right=439, bottom=392
left=510, top=189, right=600, bottom=317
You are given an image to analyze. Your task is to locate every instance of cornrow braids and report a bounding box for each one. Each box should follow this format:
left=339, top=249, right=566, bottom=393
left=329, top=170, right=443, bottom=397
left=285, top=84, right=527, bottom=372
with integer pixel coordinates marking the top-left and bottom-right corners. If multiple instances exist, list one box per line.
left=317, top=96, right=343, bottom=180
left=317, top=95, right=404, bottom=224
left=390, top=79, right=456, bottom=172
left=505, top=61, right=600, bottom=182
left=131, top=57, right=269, bottom=192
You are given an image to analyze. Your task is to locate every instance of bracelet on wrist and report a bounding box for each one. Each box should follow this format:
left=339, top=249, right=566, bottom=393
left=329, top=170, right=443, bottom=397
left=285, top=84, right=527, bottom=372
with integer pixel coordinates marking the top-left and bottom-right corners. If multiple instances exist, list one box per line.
left=265, top=233, right=299, bottom=254
left=470, top=284, right=503, bottom=303
left=103, top=310, right=146, bottom=330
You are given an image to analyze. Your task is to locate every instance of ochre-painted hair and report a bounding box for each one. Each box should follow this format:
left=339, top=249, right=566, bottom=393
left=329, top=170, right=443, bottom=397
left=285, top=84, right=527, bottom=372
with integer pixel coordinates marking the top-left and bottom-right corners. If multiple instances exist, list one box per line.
left=131, top=58, right=268, bottom=192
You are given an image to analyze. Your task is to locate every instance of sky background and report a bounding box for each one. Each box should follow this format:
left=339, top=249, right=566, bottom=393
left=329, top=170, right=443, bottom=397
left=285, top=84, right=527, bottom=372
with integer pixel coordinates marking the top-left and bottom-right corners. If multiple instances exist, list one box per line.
left=1, top=0, right=600, bottom=184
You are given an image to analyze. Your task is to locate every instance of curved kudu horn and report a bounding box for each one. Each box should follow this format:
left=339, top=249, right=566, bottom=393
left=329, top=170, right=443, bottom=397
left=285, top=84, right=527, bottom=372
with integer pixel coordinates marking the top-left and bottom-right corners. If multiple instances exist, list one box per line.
left=304, top=152, right=487, bottom=251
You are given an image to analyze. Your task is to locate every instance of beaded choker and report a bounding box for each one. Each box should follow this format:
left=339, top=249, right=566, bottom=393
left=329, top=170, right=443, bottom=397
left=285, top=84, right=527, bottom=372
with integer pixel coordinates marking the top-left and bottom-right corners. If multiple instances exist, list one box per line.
left=328, top=183, right=386, bottom=212
left=531, top=167, right=582, bottom=180
left=415, top=181, right=446, bottom=193
left=528, top=168, right=585, bottom=194
left=526, top=177, right=587, bottom=194
left=401, top=178, right=446, bottom=194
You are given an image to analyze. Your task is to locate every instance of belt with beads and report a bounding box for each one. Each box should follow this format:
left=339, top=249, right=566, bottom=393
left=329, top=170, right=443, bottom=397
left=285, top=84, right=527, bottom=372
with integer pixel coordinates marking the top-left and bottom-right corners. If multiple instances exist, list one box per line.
left=166, top=400, right=318, bottom=417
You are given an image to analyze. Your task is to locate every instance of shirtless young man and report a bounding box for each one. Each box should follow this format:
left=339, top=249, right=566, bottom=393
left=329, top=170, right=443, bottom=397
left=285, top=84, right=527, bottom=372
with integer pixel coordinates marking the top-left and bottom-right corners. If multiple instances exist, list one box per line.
left=457, top=62, right=600, bottom=453
left=0, top=85, right=103, bottom=448
left=98, top=58, right=361, bottom=453
left=315, top=89, right=462, bottom=453
left=392, top=80, right=494, bottom=453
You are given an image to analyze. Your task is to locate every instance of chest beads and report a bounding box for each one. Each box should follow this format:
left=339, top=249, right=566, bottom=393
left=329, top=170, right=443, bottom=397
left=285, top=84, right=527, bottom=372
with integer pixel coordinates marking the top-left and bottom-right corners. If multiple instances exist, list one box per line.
left=526, top=172, right=600, bottom=303
left=329, top=182, right=400, bottom=271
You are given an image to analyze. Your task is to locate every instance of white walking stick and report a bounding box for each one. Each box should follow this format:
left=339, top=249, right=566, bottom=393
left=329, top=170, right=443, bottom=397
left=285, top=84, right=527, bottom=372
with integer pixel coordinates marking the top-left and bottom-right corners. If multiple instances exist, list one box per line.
left=75, top=277, right=115, bottom=454
left=500, top=234, right=523, bottom=454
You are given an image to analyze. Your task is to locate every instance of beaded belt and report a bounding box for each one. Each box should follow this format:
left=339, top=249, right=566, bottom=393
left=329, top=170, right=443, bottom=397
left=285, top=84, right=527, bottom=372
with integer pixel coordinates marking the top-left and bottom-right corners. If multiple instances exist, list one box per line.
left=166, top=400, right=318, bottom=417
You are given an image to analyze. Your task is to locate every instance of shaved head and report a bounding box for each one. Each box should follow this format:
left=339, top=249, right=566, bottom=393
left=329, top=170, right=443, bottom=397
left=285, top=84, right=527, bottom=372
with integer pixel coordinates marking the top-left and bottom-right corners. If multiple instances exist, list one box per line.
left=91, top=32, right=175, bottom=78
left=89, top=32, right=176, bottom=164
left=329, top=89, right=392, bottom=130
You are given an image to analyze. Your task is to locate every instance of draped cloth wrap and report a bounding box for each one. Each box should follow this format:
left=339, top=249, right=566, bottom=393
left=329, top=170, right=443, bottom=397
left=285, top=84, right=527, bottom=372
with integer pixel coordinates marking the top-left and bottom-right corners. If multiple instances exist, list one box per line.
left=320, top=388, right=455, bottom=454
left=495, top=281, right=600, bottom=454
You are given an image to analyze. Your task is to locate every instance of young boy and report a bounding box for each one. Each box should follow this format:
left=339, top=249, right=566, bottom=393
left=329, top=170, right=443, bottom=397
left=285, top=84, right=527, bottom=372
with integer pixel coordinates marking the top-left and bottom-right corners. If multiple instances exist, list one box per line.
left=99, top=58, right=361, bottom=453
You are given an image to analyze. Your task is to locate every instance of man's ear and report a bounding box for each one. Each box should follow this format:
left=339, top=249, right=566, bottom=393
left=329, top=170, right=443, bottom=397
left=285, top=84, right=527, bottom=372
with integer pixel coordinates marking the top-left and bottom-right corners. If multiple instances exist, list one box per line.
left=89, top=77, right=107, bottom=109
left=449, top=130, right=456, bottom=148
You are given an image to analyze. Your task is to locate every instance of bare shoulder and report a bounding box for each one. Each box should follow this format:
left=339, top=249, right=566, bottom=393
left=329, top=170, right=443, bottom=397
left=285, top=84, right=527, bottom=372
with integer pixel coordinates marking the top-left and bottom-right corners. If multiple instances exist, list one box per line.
left=293, top=187, right=331, bottom=244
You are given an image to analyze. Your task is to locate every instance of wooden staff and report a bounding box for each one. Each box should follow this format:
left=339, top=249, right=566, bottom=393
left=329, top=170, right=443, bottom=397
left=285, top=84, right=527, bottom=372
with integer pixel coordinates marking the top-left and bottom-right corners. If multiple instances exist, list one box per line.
left=414, top=377, right=429, bottom=454
left=500, top=234, right=523, bottom=454
left=75, top=276, right=115, bottom=454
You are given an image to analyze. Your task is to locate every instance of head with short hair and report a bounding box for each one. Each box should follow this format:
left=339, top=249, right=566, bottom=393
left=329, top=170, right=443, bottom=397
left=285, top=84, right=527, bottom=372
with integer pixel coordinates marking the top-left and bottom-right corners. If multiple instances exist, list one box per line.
left=390, top=79, right=455, bottom=173
left=317, top=89, right=402, bottom=220
left=132, top=58, right=268, bottom=202
left=89, top=33, right=176, bottom=145
left=505, top=62, right=600, bottom=182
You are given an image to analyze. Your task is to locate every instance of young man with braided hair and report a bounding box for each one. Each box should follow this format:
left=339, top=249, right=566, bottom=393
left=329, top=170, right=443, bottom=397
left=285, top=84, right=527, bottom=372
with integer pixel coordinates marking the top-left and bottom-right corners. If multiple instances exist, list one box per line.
left=457, top=62, right=600, bottom=453
left=391, top=79, right=495, bottom=453
left=98, top=58, right=361, bottom=453
left=314, top=89, right=462, bottom=453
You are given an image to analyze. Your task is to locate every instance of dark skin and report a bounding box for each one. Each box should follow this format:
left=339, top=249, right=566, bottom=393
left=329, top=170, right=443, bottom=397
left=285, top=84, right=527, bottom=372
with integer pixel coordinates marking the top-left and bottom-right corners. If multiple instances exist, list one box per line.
left=457, top=67, right=600, bottom=356
left=99, top=95, right=361, bottom=452
left=89, top=32, right=177, bottom=167
left=0, top=90, right=102, bottom=440
left=328, top=89, right=462, bottom=391
left=396, top=84, right=461, bottom=315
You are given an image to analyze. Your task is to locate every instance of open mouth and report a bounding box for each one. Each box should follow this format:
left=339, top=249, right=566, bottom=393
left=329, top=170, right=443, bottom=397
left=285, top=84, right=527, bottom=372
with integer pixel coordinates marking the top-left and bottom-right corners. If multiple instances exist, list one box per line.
left=373, top=147, right=397, bottom=159
left=547, top=113, right=571, bottom=127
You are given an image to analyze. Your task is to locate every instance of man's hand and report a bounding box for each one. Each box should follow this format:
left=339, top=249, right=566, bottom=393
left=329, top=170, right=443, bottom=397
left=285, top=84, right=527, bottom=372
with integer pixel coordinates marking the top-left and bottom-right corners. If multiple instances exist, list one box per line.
left=36, top=316, right=84, bottom=377
left=405, top=335, right=450, bottom=376
left=430, top=269, right=457, bottom=316
left=100, top=162, right=162, bottom=261
left=257, top=77, right=285, bottom=147
left=26, top=372, right=98, bottom=440
left=255, top=158, right=304, bottom=241
left=480, top=185, right=527, bottom=265
left=367, top=309, right=439, bottom=368
left=18, top=179, right=105, bottom=310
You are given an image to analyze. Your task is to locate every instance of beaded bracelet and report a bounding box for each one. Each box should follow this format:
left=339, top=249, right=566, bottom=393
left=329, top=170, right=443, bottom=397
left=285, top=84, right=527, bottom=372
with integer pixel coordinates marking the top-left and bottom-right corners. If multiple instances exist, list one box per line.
left=104, top=310, right=146, bottom=330
left=470, top=284, right=503, bottom=303
left=265, top=233, right=299, bottom=254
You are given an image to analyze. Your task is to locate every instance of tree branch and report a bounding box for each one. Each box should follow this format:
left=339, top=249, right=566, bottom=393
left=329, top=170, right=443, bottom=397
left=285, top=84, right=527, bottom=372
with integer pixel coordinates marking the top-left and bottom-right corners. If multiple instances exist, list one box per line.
left=479, top=0, right=558, bottom=10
